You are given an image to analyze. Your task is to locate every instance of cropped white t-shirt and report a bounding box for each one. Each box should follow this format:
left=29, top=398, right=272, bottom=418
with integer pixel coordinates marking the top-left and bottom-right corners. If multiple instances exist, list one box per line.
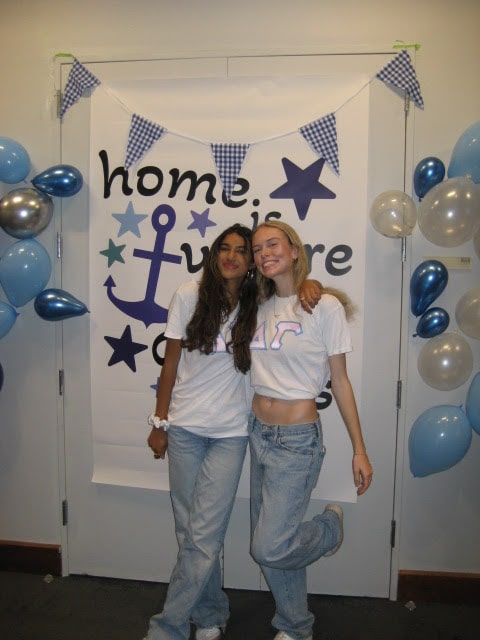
left=164, top=280, right=251, bottom=438
left=250, top=293, right=352, bottom=400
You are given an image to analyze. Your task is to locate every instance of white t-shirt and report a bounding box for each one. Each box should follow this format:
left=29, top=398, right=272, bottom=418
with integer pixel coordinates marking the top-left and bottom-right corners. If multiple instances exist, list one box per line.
left=164, top=280, right=251, bottom=437
left=250, top=293, right=352, bottom=400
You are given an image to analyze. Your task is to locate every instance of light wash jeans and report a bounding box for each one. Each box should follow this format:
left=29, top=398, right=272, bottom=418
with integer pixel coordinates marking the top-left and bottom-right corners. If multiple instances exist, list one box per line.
left=248, top=413, right=341, bottom=640
left=146, top=426, right=248, bottom=640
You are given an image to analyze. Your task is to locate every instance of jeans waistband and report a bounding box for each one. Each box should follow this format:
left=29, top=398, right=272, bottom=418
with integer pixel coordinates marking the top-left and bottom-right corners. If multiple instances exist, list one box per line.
left=249, top=412, right=321, bottom=437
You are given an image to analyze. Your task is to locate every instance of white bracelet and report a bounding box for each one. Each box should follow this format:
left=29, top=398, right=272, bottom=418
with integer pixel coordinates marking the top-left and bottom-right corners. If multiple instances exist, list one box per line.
left=148, top=414, right=170, bottom=431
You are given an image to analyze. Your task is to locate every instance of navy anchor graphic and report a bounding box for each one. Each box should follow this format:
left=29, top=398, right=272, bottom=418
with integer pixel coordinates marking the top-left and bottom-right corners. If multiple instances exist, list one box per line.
left=104, top=204, right=182, bottom=327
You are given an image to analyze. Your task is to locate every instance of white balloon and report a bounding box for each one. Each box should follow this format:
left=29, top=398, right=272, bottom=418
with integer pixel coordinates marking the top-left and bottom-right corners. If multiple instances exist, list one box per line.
left=417, top=332, right=473, bottom=390
left=369, top=190, right=417, bottom=238
left=455, top=288, right=480, bottom=339
left=418, top=177, right=480, bottom=247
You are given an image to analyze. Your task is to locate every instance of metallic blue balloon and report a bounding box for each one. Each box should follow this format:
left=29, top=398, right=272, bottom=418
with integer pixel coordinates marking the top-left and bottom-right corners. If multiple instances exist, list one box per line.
left=414, top=307, right=449, bottom=338
left=0, top=137, right=30, bottom=184
left=32, top=164, right=83, bottom=197
left=448, top=120, right=480, bottom=183
left=34, top=288, right=88, bottom=321
left=413, top=156, right=445, bottom=200
left=409, top=405, right=472, bottom=477
left=410, top=259, right=448, bottom=317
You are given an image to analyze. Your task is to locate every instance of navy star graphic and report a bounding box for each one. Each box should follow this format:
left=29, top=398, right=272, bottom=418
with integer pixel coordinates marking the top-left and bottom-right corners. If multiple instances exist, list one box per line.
left=100, top=238, right=126, bottom=267
left=104, top=324, right=148, bottom=372
left=270, top=157, right=336, bottom=221
left=112, top=202, right=148, bottom=238
left=188, top=208, right=217, bottom=237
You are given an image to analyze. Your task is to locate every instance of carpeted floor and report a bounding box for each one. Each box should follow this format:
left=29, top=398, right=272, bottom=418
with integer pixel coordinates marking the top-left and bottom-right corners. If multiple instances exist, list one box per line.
left=0, top=571, right=478, bottom=640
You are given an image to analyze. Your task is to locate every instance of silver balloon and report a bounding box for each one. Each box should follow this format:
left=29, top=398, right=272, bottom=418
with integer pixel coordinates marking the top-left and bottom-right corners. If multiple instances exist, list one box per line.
left=418, top=177, right=480, bottom=247
left=417, top=332, right=473, bottom=390
left=0, top=187, right=53, bottom=239
left=455, top=288, right=480, bottom=340
left=369, top=190, right=417, bottom=238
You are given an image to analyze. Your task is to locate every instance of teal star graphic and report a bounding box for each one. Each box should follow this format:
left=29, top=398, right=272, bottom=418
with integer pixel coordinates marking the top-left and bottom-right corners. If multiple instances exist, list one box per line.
left=100, top=239, right=126, bottom=267
left=112, top=201, right=148, bottom=237
left=188, top=208, right=216, bottom=237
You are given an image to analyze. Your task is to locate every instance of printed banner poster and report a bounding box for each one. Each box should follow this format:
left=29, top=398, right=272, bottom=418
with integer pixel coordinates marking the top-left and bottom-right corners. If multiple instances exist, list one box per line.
left=89, top=75, right=370, bottom=502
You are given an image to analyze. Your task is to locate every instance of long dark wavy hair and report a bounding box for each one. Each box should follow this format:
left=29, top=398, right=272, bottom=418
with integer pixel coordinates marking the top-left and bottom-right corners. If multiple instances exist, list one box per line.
left=183, top=223, right=257, bottom=373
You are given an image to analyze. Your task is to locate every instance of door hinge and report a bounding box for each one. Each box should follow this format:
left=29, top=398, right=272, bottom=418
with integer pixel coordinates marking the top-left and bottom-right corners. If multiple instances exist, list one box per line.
left=59, top=369, right=64, bottom=396
left=396, top=380, right=402, bottom=409
left=62, top=499, right=68, bottom=526
left=390, top=519, right=396, bottom=548
left=57, top=231, right=63, bottom=260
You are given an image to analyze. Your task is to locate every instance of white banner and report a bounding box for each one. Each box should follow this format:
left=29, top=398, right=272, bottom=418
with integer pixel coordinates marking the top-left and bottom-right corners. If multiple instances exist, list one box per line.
left=89, top=74, right=369, bottom=501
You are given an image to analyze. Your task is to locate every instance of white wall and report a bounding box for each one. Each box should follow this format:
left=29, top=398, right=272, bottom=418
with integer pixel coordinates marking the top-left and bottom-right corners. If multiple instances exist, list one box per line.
left=1, top=0, right=479, bottom=580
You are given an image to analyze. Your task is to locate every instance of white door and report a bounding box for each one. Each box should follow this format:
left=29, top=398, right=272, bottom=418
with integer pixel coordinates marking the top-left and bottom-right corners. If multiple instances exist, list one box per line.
left=59, top=51, right=410, bottom=596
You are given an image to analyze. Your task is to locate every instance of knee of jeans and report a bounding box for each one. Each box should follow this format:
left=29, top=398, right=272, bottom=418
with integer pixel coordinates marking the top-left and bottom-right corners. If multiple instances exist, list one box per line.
left=250, top=532, right=284, bottom=566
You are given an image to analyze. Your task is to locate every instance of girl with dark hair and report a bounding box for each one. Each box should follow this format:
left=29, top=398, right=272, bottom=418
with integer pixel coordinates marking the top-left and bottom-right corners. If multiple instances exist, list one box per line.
left=144, top=223, right=322, bottom=640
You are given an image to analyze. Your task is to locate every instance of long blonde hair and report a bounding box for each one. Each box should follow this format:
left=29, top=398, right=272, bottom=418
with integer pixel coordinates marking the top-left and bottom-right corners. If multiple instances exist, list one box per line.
left=253, top=220, right=356, bottom=321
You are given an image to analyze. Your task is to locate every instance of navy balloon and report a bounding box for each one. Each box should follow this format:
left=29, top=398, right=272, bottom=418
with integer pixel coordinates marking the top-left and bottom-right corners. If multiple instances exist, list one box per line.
left=34, top=288, right=88, bottom=321
left=409, top=405, right=472, bottom=477
left=466, top=372, right=480, bottom=435
left=414, top=307, right=449, bottom=338
left=32, top=164, right=83, bottom=198
left=413, top=156, right=445, bottom=200
left=410, top=260, right=448, bottom=316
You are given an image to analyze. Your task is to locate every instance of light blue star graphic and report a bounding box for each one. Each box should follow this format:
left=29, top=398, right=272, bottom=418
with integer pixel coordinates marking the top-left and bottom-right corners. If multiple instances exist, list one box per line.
left=112, top=201, right=148, bottom=238
left=187, top=208, right=217, bottom=238
left=100, top=239, right=126, bottom=267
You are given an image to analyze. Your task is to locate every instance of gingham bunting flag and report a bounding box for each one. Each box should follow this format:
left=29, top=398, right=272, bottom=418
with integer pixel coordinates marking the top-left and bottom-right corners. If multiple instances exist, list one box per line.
left=299, top=113, right=339, bottom=175
left=211, top=143, right=250, bottom=201
left=125, top=114, right=167, bottom=169
left=376, top=49, right=424, bottom=109
left=60, top=58, right=101, bottom=119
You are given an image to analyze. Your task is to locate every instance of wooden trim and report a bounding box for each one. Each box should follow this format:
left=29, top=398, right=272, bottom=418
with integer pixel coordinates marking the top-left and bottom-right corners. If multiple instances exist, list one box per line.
left=398, top=570, right=480, bottom=604
left=0, top=540, right=62, bottom=576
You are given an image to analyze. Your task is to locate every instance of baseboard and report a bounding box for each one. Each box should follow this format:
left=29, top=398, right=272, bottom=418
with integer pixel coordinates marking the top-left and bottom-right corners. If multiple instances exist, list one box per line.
left=397, top=569, right=480, bottom=604
left=0, top=540, right=62, bottom=576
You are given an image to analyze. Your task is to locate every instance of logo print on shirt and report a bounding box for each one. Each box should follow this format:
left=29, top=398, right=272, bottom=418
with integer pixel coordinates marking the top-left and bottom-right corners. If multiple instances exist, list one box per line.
left=250, top=321, right=303, bottom=350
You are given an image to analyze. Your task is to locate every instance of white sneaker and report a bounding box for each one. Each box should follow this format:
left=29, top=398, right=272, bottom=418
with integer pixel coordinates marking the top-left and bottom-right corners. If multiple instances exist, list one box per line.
left=195, top=627, right=223, bottom=640
left=323, top=503, right=344, bottom=557
left=274, top=632, right=312, bottom=640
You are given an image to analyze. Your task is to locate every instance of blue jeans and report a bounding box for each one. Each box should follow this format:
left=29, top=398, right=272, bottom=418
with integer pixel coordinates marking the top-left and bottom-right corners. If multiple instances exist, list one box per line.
left=249, top=413, right=341, bottom=640
left=147, top=427, right=248, bottom=640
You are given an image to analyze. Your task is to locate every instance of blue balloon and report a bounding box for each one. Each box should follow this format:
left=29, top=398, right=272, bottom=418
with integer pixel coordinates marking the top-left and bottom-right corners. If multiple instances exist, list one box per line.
left=0, top=239, right=51, bottom=307
left=34, top=288, right=88, bottom=321
left=0, top=300, right=18, bottom=338
left=410, top=260, right=448, bottom=316
left=414, top=307, right=449, bottom=338
left=448, top=121, right=480, bottom=183
left=32, top=164, right=83, bottom=198
left=466, top=371, right=480, bottom=435
left=409, top=405, right=473, bottom=477
left=413, top=156, right=445, bottom=200
left=0, top=137, right=31, bottom=184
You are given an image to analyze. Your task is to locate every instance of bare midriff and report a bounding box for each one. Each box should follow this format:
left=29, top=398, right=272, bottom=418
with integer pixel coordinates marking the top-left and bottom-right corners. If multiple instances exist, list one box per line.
left=252, top=393, right=318, bottom=426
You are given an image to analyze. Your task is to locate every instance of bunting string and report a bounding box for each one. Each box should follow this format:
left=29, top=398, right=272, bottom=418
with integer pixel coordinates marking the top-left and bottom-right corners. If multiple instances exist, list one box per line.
left=60, top=50, right=423, bottom=194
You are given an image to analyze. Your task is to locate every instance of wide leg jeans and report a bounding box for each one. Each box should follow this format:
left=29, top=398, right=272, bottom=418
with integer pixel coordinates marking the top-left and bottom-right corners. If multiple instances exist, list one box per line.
left=147, top=427, right=247, bottom=640
left=249, top=413, right=341, bottom=640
